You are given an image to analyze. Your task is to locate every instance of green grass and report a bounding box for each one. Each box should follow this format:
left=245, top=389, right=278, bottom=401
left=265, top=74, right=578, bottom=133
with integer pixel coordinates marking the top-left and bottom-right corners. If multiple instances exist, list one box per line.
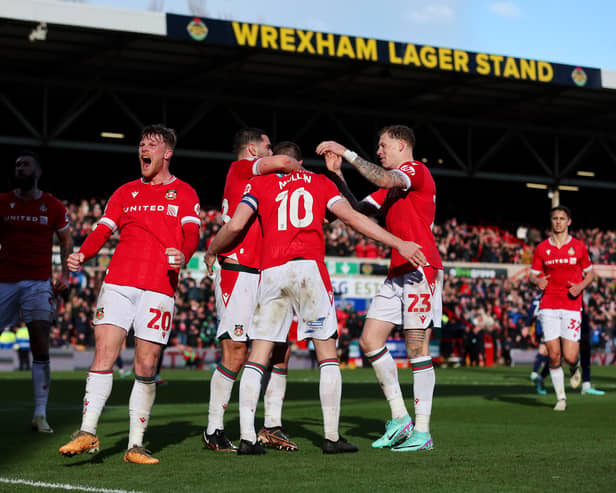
left=1, top=365, right=616, bottom=492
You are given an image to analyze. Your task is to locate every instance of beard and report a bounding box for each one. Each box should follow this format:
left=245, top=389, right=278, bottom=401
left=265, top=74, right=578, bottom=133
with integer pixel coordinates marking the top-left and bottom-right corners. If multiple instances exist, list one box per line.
left=13, top=174, right=36, bottom=191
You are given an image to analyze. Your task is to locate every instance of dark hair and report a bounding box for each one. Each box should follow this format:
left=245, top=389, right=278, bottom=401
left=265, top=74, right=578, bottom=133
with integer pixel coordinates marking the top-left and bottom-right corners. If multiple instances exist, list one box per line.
left=16, top=150, right=42, bottom=169
left=378, top=125, right=416, bottom=149
left=273, top=141, right=302, bottom=161
left=141, top=124, right=177, bottom=150
left=232, top=127, right=266, bottom=155
left=551, top=205, right=571, bottom=219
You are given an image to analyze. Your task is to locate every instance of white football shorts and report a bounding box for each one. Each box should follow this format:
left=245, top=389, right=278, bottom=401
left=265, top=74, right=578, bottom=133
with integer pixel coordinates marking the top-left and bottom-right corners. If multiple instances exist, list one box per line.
left=366, top=266, right=443, bottom=329
left=539, top=308, right=581, bottom=342
left=251, top=260, right=337, bottom=343
left=215, top=266, right=259, bottom=342
left=0, top=280, right=56, bottom=327
left=93, top=282, right=174, bottom=345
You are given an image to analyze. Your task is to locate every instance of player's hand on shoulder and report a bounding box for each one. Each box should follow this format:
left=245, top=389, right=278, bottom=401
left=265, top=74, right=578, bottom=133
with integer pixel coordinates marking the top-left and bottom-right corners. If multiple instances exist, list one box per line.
left=67, top=252, right=85, bottom=272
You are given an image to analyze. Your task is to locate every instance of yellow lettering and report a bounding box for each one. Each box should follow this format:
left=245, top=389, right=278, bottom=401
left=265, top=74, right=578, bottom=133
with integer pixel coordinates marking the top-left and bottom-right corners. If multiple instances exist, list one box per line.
left=538, top=61, right=554, bottom=82
left=336, top=35, right=355, bottom=59
left=402, top=44, right=420, bottom=66
left=316, top=32, right=335, bottom=56
left=388, top=41, right=402, bottom=64
left=438, top=47, right=453, bottom=71
left=454, top=50, right=469, bottom=72
left=489, top=54, right=504, bottom=76
left=260, top=25, right=278, bottom=49
left=232, top=22, right=259, bottom=47
left=520, top=59, right=536, bottom=80
left=279, top=27, right=295, bottom=52
left=356, top=38, right=377, bottom=61
left=476, top=53, right=490, bottom=75
left=296, top=30, right=315, bottom=54
left=420, top=45, right=437, bottom=68
left=503, top=57, right=520, bottom=79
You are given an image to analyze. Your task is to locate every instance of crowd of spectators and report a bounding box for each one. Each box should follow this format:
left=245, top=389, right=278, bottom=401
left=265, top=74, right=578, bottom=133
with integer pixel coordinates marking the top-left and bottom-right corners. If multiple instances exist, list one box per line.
left=47, top=199, right=616, bottom=365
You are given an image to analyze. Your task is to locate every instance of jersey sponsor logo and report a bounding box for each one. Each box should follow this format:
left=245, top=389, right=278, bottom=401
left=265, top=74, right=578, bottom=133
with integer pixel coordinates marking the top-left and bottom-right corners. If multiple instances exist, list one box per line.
left=399, top=164, right=416, bottom=175
left=165, top=190, right=177, bottom=200
left=131, top=191, right=139, bottom=198
left=545, top=257, right=575, bottom=266
left=95, top=308, right=104, bottom=320
left=234, top=324, right=244, bottom=337
left=4, top=215, right=41, bottom=222
left=123, top=205, right=165, bottom=213
left=167, top=204, right=179, bottom=217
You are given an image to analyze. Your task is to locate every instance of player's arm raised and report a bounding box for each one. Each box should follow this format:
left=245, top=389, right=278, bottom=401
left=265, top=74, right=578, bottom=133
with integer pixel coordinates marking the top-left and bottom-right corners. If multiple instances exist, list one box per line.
left=330, top=198, right=426, bottom=267
left=204, top=202, right=255, bottom=275
left=316, top=140, right=407, bottom=189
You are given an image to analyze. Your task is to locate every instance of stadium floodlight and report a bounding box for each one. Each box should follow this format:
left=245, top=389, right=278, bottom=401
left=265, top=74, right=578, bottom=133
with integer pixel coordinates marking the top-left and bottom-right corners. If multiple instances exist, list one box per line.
left=558, top=185, right=579, bottom=191
left=576, top=170, right=595, bottom=177
left=525, top=183, right=548, bottom=189
left=100, top=132, right=125, bottom=139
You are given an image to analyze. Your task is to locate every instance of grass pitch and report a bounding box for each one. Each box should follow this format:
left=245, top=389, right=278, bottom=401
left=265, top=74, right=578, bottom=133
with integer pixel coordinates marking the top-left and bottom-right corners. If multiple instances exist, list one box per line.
left=1, top=365, right=615, bottom=492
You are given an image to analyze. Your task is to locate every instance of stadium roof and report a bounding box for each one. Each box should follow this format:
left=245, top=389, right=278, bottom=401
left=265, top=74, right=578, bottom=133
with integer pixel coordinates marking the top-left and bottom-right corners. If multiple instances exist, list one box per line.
left=1, top=0, right=616, bottom=227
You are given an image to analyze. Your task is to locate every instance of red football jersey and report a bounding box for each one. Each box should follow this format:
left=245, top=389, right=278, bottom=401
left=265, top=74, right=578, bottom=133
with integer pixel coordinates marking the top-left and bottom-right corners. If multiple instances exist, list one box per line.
left=241, top=170, right=343, bottom=270
left=0, top=191, right=69, bottom=282
left=364, top=160, right=442, bottom=278
left=530, top=236, right=592, bottom=311
left=98, top=177, right=200, bottom=296
left=219, top=157, right=263, bottom=269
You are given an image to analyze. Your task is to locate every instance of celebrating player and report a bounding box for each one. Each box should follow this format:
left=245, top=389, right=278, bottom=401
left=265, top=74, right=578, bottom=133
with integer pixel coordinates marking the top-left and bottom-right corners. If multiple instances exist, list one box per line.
left=529, top=205, right=594, bottom=411
left=0, top=150, right=73, bottom=433
left=203, top=128, right=302, bottom=452
left=58, top=124, right=201, bottom=463
left=205, top=141, right=426, bottom=454
left=316, top=125, right=443, bottom=452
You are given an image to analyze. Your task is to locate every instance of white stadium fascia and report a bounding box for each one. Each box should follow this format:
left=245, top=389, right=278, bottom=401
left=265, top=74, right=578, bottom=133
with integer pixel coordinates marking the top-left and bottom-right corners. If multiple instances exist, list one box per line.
left=0, top=0, right=166, bottom=36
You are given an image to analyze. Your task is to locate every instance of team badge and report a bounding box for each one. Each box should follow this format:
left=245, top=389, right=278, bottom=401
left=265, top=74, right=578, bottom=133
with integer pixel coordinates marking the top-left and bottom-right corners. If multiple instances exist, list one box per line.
left=95, top=308, right=104, bottom=320
left=39, top=203, right=47, bottom=212
left=187, top=17, right=208, bottom=41
left=165, top=190, right=177, bottom=200
left=568, top=247, right=575, bottom=256
left=234, top=325, right=244, bottom=337
left=194, top=203, right=200, bottom=215
left=571, top=67, right=587, bottom=87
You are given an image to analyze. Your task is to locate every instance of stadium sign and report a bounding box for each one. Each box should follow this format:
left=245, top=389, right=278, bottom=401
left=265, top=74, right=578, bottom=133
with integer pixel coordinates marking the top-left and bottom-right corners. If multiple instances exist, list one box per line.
left=166, top=14, right=602, bottom=89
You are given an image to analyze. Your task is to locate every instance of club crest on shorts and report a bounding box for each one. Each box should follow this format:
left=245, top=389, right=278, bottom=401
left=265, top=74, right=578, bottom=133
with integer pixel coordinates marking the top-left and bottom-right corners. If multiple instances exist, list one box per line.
left=95, top=308, right=104, bottom=320
left=234, top=324, right=244, bottom=337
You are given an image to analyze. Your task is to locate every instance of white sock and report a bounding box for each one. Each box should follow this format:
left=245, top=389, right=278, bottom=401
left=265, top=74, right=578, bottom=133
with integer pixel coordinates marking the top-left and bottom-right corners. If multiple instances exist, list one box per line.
left=319, top=359, right=341, bottom=442
left=239, top=362, right=265, bottom=443
left=128, top=377, right=157, bottom=448
left=206, top=364, right=237, bottom=435
left=411, top=356, right=435, bottom=433
left=550, top=366, right=566, bottom=401
left=81, top=370, right=113, bottom=435
left=365, top=346, right=407, bottom=419
left=32, top=359, right=50, bottom=417
left=263, top=366, right=287, bottom=429
left=582, top=381, right=591, bottom=391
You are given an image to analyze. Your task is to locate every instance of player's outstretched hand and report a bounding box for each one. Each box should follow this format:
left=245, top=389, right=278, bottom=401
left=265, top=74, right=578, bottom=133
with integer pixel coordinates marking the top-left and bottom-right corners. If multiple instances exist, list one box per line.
left=204, top=251, right=216, bottom=276
left=397, top=241, right=426, bottom=267
left=67, top=252, right=85, bottom=272
left=316, top=141, right=346, bottom=157
left=165, top=247, right=185, bottom=270
left=324, top=151, right=343, bottom=175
